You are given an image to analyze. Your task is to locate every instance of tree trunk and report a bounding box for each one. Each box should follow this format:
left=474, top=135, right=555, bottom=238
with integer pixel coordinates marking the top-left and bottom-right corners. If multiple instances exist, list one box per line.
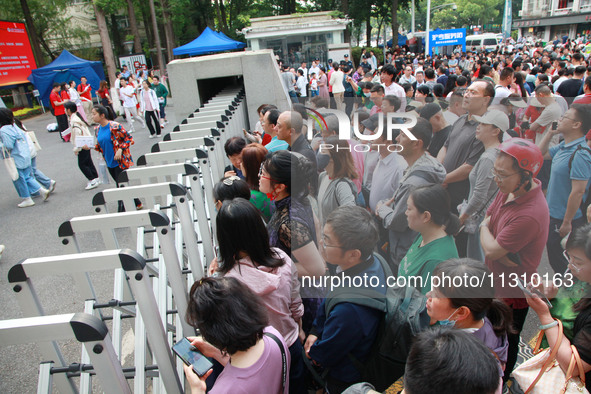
left=93, top=2, right=117, bottom=85
left=391, top=0, right=399, bottom=46
left=110, top=14, right=123, bottom=56
left=219, top=0, right=228, bottom=32
left=19, top=0, right=46, bottom=66
left=214, top=0, right=223, bottom=31
left=366, top=19, right=372, bottom=47
left=139, top=0, right=154, bottom=51
left=161, top=0, right=175, bottom=61
left=376, top=19, right=383, bottom=48
left=127, top=0, right=142, bottom=53
left=342, top=0, right=350, bottom=43
left=148, top=0, right=165, bottom=73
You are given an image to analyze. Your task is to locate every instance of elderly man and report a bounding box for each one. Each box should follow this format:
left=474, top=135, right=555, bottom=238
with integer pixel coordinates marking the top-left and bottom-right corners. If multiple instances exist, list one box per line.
left=437, top=80, right=494, bottom=256
left=276, top=111, right=318, bottom=191
left=529, top=84, right=563, bottom=190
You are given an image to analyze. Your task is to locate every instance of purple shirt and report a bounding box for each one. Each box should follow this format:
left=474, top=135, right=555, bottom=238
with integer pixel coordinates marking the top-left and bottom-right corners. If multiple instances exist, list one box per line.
left=210, top=326, right=290, bottom=394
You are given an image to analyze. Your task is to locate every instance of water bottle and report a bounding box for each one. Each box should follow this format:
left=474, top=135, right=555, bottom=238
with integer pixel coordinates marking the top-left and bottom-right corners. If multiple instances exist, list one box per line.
left=98, top=156, right=110, bottom=184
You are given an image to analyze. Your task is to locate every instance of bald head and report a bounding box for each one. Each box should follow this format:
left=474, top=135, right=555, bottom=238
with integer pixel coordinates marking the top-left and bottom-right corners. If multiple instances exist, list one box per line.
left=276, top=111, right=303, bottom=144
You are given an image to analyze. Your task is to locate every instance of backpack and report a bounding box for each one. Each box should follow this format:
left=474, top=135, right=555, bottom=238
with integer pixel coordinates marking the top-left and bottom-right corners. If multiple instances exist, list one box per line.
left=567, top=144, right=591, bottom=222
left=323, top=253, right=431, bottom=391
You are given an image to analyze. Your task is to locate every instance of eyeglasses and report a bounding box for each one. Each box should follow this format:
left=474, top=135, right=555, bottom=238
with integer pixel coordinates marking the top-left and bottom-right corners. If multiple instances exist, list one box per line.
left=560, top=115, right=577, bottom=122
left=258, top=164, right=278, bottom=182
left=222, top=176, right=241, bottom=186
left=563, top=250, right=585, bottom=273
left=491, top=168, right=519, bottom=181
left=320, top=234, right=346, bottom=249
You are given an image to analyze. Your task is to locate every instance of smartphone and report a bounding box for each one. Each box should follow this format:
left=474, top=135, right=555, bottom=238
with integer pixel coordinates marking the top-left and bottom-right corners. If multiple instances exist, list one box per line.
left=172, top=338, right=214, bottom=377
left=551, top=121, right=558, bottom=131
left=515, top=280, right=553, bottom=308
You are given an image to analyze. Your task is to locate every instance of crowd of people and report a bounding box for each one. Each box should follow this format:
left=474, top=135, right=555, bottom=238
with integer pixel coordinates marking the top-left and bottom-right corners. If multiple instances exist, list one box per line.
left=43, top=65, right=169, bottom=191
left=178, top=36, right=591, bottom=394
left=3, top=34, right=591, bottom=393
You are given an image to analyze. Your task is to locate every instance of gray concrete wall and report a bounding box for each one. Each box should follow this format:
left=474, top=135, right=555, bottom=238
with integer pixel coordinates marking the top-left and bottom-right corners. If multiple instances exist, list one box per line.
left=167, top=49, right=291, bottom=129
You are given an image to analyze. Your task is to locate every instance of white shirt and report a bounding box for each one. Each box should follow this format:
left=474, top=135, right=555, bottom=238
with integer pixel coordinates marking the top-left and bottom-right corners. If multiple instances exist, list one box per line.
left=382, top=82, right=407, bottom=112
left=120, top=85, right=137, bottom=108
left=296, top=76, right=308, bottom=97
left=309, top=66, right=320, bottom=80
left=493, top=84, right=511, bottom=105
left=368, top=152, right=407, bottom=212
left=330, top=70, right=345, bottom=93
left=399, top=75, right=416, bottom=85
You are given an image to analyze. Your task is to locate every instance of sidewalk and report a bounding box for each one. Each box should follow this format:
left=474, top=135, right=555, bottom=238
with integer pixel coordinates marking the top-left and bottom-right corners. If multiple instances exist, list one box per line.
left=0, top=100, right=178, bottom=393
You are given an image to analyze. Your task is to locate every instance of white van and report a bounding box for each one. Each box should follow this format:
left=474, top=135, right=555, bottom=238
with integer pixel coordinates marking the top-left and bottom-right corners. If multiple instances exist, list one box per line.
left=465, top=34, right=500, bottom=52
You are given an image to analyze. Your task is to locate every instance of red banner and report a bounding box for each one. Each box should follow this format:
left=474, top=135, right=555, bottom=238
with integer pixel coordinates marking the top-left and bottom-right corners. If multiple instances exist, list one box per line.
left=0, top=21, right=37, bottom=87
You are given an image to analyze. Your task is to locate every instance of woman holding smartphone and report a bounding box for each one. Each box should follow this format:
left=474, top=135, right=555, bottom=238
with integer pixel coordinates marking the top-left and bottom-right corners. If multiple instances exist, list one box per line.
left=525, top=224, right=591, bottom=392
left=183, top=277, right=290, bottom=394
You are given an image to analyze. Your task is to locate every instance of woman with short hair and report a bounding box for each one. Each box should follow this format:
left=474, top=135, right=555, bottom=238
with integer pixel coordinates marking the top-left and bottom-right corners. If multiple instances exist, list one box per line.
left=183, top=277, right=291, bottom=394
left=212, top=198, right=306, bottom=392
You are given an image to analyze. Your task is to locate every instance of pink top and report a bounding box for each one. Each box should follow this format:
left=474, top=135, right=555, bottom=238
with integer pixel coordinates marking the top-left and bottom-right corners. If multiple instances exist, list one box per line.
left=210, top=326, right=290, bottom=394
left=143, top=91, right=154, bottom=111
left=224, top=248, right=303, bottom=346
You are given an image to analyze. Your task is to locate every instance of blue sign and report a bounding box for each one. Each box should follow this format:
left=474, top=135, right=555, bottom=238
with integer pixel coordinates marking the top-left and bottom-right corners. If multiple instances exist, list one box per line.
left=429, top=28, right=467, bottom=54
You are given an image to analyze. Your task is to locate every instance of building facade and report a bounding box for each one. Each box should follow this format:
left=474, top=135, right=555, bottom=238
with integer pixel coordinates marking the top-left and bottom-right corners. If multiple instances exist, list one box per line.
left=515, top=0, right=591, bottom=40
left=241, top=11, right=351, bottom=68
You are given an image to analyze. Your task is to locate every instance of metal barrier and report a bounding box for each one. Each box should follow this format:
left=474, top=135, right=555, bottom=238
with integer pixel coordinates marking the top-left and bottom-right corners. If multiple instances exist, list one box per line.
left=118, top=164, right=215, bottom=265
left=0, top=313, right=130, bottom=394
left=7, top=250, right=183, bottom=394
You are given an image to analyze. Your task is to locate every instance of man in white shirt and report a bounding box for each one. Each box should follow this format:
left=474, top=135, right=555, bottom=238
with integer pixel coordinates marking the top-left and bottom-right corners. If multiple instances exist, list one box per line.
left=297, top=61, right=308, bottom=81
left=309, top=60, right=321, bottom=81
left=296, top=69, right=308, bottom=97
left=399, top=66, right=416, bottom=85
left=493, top=67, right=514, bottom=105
left=381, top=64, right=406, bottom=112
left=329, top=64, right=345, bottom=112
left=368, top=125, right=407, bottom=212
left=120, top=77, right=145, bottom=132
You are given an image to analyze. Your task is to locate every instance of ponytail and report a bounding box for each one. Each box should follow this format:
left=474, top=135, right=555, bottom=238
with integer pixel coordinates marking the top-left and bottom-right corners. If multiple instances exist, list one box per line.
left=444, top=212, right=462, bottom=236
left=487, top=299, right=516, bottom=337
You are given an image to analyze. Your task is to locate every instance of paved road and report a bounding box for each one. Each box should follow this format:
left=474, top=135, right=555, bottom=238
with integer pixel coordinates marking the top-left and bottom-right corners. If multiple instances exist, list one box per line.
left=0, top=105, right=179, bottom=393
left=0, top=102, right=550, bottom=392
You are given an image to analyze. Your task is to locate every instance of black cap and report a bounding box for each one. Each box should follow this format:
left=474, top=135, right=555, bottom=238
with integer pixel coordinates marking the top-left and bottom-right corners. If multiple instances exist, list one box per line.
left=419, top=103, right=442, bottom=121
left=362, top=113, right=383, bottom=131
left=327, top=59, right=332, bottom=63
left=344, top=54, right=349, bottom=57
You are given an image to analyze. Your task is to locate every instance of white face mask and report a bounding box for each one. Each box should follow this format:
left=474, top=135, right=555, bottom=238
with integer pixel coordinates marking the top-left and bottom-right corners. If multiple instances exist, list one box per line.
left=364, top=92, right=371, bottom=97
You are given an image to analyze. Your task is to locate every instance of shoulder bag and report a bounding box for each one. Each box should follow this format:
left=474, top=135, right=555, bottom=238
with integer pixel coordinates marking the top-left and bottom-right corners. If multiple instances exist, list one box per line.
left=512, top=319, right=588, bottom=394
left=2, top=145, right=19, bottom=181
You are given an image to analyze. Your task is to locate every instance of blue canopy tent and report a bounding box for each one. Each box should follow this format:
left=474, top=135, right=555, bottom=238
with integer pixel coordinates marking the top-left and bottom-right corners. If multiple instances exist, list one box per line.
left=173, top=27, right=246, bottom=57
left=385, top=33, right=408, bottom=48
left=28, top=50, right=105, bottom=107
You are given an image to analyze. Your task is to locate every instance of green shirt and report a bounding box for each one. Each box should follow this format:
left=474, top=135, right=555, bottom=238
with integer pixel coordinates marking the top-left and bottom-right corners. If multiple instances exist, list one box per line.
left=541, top=279, right=591, bottom=347
left=250, top=190, right=274, bottom=222
left=398, top=234, right=459, bottom=294
left=151, top=83, right=169, bottom=106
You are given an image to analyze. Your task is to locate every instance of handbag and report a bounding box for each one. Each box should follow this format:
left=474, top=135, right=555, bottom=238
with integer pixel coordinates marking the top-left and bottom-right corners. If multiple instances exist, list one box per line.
left=512, top=319, right=589, bottom=394
left=27, top=131, right=42, bottom=152
left=2, top=146, right=19, bottom=181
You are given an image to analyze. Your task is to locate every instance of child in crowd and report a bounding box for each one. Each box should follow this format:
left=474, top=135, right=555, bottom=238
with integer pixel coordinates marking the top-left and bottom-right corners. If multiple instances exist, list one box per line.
left=310, top=73, right=319, bottom=97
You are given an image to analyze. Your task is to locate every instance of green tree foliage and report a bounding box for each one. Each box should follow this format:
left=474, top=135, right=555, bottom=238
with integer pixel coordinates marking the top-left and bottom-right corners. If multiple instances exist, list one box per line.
left=0, top=0, right=90, bottom=62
